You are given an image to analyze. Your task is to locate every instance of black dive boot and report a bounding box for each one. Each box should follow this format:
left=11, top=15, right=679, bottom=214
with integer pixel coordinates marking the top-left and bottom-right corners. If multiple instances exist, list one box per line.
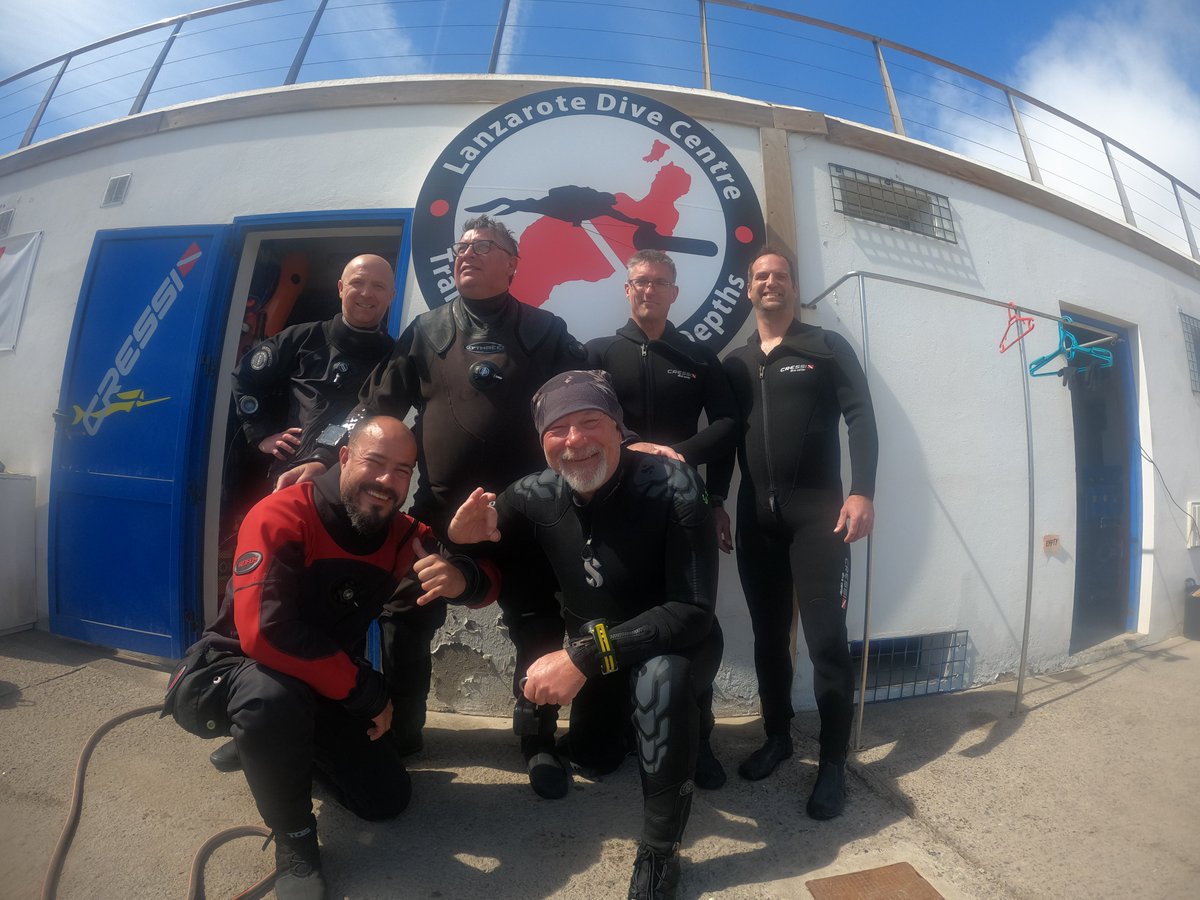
left=208, top=739, right=241, bottom=773
left=273, top=826, right=328, bottom=900
left=693, top=737, right=726, bottom=790
left=806, top=759, right=847, bottom=820
left=627, top=842, right=681, bottom=900
left=737, top=733, right=792, bottom=781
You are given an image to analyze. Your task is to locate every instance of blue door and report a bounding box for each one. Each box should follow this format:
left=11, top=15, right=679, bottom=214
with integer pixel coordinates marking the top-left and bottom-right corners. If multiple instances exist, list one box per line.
left=50, top=227, right=230, bottom=657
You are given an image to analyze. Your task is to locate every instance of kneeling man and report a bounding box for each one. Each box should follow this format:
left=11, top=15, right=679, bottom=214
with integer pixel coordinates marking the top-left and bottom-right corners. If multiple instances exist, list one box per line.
left=165, top=417, right=495, bottom=899
left=449, top=371, right=720, bottom=900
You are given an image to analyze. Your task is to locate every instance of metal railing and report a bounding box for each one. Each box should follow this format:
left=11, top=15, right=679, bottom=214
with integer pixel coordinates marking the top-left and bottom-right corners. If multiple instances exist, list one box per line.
left=2, top=0, right=1197, bottom=262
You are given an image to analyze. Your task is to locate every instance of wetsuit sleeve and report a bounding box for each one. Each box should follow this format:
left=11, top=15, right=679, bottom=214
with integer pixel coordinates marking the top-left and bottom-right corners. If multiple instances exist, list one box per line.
left=548, top=317, right=589, bottom=374
left=828, top=332, right=879, bottom=499
left=673, top=348, right=738, bottom=468
left=568, top=467, right=717, bottom=676
left=231, top=328, right=302, bottom=446
left=231, top=489, right=386, bottom=717
left=583, top=336, right=606, bottom=370
left=703, top=356, right=744, bottom=501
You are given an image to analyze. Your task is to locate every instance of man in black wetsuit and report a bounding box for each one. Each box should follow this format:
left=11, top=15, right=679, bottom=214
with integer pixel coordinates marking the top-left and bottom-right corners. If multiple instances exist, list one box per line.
left=448, top=370, right=720, bottom=900
left=708, top=248, right=878, bottom=820
left=164, top=417, right=496, bottom=900
left=279, top=215, right=588, bottom=795
left=585, top=249, right=736, bottom=789
left=233, top=254, right=396, bottom=481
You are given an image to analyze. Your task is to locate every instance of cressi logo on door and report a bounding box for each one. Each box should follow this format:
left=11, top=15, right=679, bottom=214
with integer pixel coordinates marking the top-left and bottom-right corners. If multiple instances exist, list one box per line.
left=73, top=242, right=202, bottom=435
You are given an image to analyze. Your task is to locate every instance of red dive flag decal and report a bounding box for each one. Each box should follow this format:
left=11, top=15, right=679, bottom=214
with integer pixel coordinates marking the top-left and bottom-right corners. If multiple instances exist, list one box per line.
left=177, top=242, right=202, bottom=276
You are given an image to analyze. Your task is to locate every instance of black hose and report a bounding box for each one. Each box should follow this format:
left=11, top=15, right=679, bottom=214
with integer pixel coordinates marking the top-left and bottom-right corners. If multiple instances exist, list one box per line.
left=41, top=704, right=278, bottom=899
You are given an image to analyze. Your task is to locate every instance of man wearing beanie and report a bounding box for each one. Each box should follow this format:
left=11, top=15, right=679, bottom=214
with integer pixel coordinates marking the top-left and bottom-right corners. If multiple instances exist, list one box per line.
left=448, top=370, right=721, bottom=900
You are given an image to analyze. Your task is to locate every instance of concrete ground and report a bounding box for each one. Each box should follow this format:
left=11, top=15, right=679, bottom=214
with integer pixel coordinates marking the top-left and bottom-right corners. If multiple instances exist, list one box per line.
left=1, top=629, right=1197, bottom=899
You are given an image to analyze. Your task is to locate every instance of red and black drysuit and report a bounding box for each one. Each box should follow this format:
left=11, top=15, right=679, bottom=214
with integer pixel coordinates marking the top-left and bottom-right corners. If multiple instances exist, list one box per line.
left=190, top=466, right=497, bottom=836
left=709, top=320, right=878, bottom=764
left=303, top=292, right=586, bottom=752
left=487, top=450, right=720, bottom=854
left=585, top=318, right=737, bottom=744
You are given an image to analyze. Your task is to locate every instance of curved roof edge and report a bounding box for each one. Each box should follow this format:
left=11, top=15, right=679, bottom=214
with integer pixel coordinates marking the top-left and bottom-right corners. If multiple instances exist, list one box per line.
left=3, top=73, right=1195, bottom=282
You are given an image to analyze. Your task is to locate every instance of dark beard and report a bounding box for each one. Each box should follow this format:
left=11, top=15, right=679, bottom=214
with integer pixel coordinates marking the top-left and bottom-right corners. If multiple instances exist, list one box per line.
left=341, top=486, right=396, bottom=536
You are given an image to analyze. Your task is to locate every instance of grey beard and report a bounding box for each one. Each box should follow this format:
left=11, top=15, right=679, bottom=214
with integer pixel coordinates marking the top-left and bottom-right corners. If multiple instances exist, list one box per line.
left=559, top=456, right=612, bottom=495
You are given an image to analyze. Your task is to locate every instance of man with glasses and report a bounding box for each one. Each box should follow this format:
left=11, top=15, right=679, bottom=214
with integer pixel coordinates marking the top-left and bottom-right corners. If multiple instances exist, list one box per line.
left=585, top=249, right=737, bottom=790
left=280, top=215, right=587, bottom=797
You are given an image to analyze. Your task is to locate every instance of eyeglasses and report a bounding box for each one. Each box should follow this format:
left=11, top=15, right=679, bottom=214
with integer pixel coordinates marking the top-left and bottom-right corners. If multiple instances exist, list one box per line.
left=627, top=278, right=675, bottom=290
left=451, top=239, right=514, bottom=257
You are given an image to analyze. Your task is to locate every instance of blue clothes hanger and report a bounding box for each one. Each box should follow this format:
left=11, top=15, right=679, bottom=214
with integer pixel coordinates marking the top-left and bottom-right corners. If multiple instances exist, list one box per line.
left=1028, top=315, right=1113, bottom=377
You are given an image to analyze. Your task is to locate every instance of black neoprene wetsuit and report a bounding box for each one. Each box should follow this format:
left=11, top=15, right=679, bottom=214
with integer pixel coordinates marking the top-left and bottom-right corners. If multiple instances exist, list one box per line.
left=491, top=449, right=720, bottom=853
left=585, top=319, right=737, bottom=471
left=189, top=466, right=495, bottom=834
left=710, top=319, right=878, bottom=761
left=232, top=314, right=394, bottom=479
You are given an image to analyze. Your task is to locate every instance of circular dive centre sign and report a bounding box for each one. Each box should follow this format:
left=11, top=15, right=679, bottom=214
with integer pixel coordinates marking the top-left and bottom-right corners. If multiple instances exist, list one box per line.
left=412, top=87, right=765, bottom=350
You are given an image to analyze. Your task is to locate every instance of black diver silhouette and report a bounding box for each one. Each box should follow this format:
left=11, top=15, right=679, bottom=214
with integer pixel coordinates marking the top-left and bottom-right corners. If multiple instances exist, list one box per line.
left=467, top=185, right=718, bottom=257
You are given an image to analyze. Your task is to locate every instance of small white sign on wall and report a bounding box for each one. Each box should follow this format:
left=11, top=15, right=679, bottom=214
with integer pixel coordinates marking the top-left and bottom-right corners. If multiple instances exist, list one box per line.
left=0, top=231, right=42, bottom=351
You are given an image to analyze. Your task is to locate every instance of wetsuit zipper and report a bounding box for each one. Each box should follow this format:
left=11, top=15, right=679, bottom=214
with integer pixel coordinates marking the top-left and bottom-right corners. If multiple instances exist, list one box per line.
left=759, top=361, right=778, bottom=514
left=640, top=342, right=654, bottom=435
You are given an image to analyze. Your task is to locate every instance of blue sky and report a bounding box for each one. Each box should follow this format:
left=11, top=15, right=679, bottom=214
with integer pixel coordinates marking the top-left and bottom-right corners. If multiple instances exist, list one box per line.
left=2, top=0, right=1198, bottom=194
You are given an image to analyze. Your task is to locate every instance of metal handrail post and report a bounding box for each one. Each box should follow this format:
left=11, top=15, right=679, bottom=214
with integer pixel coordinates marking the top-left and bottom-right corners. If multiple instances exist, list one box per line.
left=1013, top=335, right=1037, bottom=713
left=1006, top=90, right=1042, bottom=184
left=285, top=0, right=329, bottom=86
left=488, top=0, right=514, bottom=75
left=699, top=0, right=713, bottom=91
left=131, top=21, right=183, bottom=114
left=1172, top=180, right=1200, bottom=261
left=1102, top=137, right=1137, bottom=228
left=853, top=273, right=875, bottom=750
left=20, top=58, right=70, bottom=149
left=873, top=41, right=905, bottom=136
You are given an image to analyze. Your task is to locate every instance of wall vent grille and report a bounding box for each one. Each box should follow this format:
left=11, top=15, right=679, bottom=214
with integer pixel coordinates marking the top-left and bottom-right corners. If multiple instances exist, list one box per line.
left=850, top=629, right=968, bottom=702
left=102, top=174, right=132, bottom=207
left=1180, top=311, right=1200, bottom=393
left=830, top=164, right=956, bottom=243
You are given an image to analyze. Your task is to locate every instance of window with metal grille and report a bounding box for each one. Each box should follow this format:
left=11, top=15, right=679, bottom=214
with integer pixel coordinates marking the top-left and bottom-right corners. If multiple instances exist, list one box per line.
left=830, top=164, right=956, bottom=243
left=850, top=630, right=968, bottom=702
left=1181, top=311, right=1200, bottom=393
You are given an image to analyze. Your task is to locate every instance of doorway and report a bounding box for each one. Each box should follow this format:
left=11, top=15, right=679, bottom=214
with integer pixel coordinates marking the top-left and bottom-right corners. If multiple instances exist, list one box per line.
left=1067, top=316, right=1140, bottom=653
left=204, top=220, right=410, bottom=627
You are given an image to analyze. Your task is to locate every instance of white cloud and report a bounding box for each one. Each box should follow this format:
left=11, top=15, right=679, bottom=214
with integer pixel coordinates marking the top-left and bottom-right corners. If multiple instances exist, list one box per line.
left=924, top=0, right=1200, bottom=255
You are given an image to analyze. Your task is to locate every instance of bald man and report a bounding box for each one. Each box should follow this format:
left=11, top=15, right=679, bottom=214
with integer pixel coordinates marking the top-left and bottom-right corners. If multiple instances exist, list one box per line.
left=215, top=254, right=399, bottom=774
left=232, top=254, right=397, bottom=482
left=165, top=416, right=496, bottom=899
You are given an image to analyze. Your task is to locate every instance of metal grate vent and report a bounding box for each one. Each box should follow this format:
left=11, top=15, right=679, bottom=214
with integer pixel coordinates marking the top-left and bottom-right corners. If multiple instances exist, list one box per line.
left=0, top=207, right=12, bottom=237
left=1181, top=311, right=1200, bottom=393
left=830, top=164, right=956, bottom=242
left=102, top=174, right=132, bottom=207
left=850, top=630, right=968, bottom=702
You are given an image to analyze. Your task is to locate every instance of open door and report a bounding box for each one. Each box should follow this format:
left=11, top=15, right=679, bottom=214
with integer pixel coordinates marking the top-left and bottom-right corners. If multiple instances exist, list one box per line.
left=1067, top=316, right=1140, bottom=653
left=50, top=227, right=231, bottom=657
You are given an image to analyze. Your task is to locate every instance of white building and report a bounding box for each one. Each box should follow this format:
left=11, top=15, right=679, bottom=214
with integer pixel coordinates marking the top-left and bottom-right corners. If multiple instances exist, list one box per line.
left=1, top=1, right=1197, bottom=721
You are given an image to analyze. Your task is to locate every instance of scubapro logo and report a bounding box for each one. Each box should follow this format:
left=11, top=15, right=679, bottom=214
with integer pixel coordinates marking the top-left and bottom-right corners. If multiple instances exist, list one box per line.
left=412, top=87, right=765, bottom=352
left=74, top=242, right=203, bottom=435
